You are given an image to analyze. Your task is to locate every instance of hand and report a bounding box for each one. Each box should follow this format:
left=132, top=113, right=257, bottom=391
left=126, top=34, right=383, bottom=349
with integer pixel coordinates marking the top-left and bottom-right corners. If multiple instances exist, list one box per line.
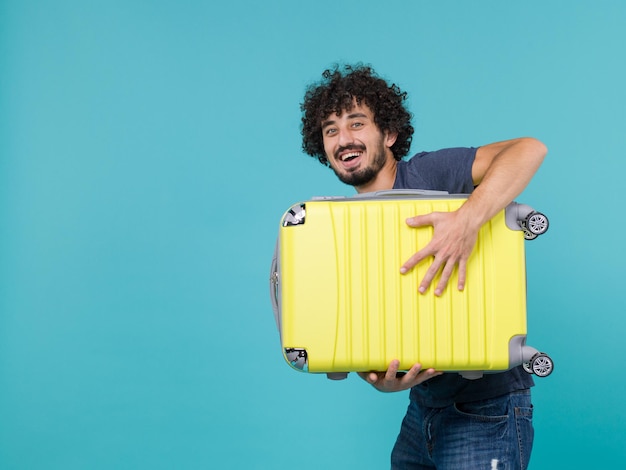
left=357, top=360, right=442, bottom=393
left=400, top=209, right=479, bottom=296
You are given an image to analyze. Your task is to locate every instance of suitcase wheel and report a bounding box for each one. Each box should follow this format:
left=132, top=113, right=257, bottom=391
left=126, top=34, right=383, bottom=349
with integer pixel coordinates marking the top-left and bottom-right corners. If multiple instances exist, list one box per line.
left=522, top=211, right=549, bottom=237
left=523, top=352, right=554, bottom=378
left=522, top=230, right=538, bottom=240
left=518, top=211, right=549, bottom=239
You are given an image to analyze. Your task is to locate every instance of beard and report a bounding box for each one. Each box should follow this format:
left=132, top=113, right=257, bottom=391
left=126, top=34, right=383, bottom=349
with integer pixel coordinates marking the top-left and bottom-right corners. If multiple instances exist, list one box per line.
left=331, top=140, right=388, bottom=187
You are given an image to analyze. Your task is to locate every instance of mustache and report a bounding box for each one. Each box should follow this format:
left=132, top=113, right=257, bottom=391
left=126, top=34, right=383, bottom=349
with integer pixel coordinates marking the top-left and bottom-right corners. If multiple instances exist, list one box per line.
left=334, top=144, right=366, bottom=159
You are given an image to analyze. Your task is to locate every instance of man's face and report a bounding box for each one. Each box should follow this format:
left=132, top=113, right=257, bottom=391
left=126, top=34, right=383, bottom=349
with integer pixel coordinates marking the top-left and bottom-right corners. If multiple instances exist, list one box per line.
left=321, top=103, right=396, bottom=188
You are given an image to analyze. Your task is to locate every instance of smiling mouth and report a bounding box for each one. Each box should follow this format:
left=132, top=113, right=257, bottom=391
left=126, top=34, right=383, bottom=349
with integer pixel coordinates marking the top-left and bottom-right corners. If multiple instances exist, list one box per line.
left=340, top=151, right=362, bottom=162
left=336, top=145, right=365, bottom=164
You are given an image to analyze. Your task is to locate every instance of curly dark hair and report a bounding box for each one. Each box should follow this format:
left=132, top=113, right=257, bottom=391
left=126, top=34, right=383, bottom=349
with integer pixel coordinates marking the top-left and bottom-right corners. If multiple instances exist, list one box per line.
left=300, top=64, right=414, bottom=166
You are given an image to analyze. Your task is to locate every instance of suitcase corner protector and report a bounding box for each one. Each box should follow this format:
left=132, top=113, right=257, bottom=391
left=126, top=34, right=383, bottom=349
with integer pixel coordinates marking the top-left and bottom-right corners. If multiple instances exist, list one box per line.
left=284, top=347, right=308, bottom=372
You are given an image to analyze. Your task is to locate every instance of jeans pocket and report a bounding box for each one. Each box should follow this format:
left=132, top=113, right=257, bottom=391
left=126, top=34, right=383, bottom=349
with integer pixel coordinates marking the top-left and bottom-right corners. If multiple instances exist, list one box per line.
left=454, top=395, right=509, bottom=422
left=515, top=405, right=533, bottom=418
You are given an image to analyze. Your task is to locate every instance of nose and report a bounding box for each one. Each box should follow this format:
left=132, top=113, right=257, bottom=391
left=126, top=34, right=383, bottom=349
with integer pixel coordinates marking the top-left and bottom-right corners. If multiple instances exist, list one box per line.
left=337, top=127, right=354, bottom=147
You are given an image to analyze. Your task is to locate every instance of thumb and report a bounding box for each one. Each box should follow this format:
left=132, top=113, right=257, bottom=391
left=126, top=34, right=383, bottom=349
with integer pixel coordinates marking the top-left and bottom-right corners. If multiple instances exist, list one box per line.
left=406, top=213, right=435, bottom=228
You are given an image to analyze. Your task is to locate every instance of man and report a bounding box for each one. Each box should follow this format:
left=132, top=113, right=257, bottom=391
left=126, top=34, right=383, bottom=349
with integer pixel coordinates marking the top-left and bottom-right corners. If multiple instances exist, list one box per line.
left=300, top=64, right=547, bottom=469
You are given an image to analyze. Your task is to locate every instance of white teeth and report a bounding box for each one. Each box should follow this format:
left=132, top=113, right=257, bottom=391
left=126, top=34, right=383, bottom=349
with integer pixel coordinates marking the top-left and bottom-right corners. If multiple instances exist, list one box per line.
left=340, top=152, right=361, bottom=162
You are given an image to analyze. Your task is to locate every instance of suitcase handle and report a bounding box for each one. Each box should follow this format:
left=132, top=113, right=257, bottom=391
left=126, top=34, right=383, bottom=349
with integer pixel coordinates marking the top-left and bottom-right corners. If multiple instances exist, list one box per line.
left=349, top=189, right=459, bottom=200
left=368, top=189, right=451, bottom=197
left=311, top=189, right=456, bottom=201
left=269, top=243, right=281, bottom=332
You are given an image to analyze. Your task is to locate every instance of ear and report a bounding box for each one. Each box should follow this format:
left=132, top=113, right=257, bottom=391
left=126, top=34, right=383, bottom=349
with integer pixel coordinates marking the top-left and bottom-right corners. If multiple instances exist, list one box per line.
left=384, top=130, right=398, bottom=148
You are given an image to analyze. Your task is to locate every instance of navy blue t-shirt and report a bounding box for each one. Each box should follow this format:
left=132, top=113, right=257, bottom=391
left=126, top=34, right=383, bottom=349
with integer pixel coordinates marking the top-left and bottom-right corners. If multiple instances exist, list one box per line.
left=394, top=148, right=477, bottom=194
left=394, top=147, right=534, bottom=408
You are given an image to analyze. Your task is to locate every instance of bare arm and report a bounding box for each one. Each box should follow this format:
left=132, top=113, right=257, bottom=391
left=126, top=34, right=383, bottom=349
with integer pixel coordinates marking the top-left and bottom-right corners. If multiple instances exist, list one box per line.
left=466, top=137, right=547, bottom=224
left=400, top=137, right=547, bottom=295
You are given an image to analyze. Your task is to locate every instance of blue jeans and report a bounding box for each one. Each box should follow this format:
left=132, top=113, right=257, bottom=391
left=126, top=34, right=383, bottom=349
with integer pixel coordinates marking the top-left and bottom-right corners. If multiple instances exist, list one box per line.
left=391, top=390, right=534, bottom=469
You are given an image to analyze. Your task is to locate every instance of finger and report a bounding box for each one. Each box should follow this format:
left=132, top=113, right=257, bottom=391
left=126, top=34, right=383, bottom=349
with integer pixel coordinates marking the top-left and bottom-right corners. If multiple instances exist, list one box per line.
left=402, top=363, right=424, bottom=382
left=418, top=257, right=445, bottom=293
left=357, top=371, right=380, bottom=384
left=384, top=360, right=400, bottom=382
left=404, top=365, right=442, bottom=387
left=434, top=260, right=457, bottom=296
left=400, top=247, right=432, bottom=275
left=417, top=368, right=443, bottom=384
left=457, top=258, right=467, bottom=291
left=405, top=213, right=434, bottom=228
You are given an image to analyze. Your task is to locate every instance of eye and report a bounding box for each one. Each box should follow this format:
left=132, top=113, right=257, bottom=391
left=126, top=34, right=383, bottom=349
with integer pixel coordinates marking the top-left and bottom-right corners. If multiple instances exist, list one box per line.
left=324, top=127, right=337, bottom=136
left=351, top=121, right=364, bottom=128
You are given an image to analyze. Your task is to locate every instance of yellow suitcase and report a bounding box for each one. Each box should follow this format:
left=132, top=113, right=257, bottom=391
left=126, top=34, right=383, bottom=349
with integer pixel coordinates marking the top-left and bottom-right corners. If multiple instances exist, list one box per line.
left=269, top=190, right=553, bottom=380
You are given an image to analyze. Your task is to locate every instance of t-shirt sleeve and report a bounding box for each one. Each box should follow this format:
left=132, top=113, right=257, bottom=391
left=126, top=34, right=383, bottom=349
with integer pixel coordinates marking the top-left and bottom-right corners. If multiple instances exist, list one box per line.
left=394, top=147, right=477, bottom=193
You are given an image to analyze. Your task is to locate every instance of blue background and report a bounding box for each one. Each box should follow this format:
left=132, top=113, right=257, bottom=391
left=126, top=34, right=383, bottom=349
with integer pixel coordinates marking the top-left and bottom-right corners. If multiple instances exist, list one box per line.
left=1, top=1, right=624, bottom=468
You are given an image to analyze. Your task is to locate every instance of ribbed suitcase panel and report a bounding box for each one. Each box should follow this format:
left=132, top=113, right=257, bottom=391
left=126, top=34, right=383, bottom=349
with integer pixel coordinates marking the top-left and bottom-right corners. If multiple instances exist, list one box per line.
left=280, top=198, right=526, bottom=374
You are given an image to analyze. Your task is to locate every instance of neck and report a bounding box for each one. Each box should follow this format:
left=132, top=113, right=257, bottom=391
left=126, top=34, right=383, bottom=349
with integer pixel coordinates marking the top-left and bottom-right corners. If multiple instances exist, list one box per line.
left=355, top=156, right=398, bottom=194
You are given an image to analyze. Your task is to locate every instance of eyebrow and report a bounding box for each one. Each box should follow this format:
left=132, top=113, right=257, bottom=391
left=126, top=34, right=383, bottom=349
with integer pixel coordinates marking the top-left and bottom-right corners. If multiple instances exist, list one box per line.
left=321, top=112, right=369, bottom=129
